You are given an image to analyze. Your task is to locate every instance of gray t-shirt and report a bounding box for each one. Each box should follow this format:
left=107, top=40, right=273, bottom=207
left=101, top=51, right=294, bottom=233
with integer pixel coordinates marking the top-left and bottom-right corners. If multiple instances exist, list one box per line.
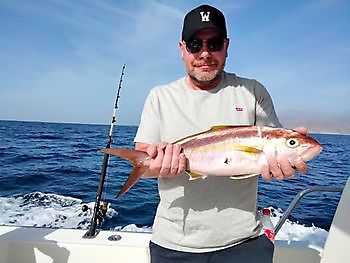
left=134, top=71, right=281, bottom=252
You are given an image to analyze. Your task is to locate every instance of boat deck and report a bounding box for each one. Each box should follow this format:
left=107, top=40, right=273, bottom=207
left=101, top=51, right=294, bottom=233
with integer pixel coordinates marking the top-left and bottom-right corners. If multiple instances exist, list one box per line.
left=1, top=177, right=349, bottom=263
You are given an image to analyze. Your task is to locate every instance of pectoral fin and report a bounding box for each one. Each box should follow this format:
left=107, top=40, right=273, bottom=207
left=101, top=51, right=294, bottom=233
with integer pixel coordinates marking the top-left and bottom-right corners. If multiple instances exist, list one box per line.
left=232, top=145, right=262, bottom=154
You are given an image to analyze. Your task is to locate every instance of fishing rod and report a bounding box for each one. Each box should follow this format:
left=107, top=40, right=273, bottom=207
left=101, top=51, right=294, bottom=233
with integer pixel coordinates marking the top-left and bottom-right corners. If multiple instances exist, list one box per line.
left=83, top=64, right=126, bottom=238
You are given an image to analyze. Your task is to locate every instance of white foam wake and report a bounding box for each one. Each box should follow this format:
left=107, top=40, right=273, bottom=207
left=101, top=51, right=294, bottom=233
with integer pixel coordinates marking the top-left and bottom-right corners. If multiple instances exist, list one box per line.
left=0, top=193, right=328, bottom=248
left=270, top=207, right=328, bottom=248
left=0, top=192, right=116, bottom=229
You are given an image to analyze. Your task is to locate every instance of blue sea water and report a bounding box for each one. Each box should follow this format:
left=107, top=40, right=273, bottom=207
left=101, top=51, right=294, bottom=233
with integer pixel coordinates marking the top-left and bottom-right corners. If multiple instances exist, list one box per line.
left=0, top=120, right=349, bottom=233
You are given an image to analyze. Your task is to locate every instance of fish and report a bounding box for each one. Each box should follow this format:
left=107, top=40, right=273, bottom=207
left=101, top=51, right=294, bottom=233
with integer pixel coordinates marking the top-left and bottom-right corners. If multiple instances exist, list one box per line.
left=101, top=125, right=323, bottom=198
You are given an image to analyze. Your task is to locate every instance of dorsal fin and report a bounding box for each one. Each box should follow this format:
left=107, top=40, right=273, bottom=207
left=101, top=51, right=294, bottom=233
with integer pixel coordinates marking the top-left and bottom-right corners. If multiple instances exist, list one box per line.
left=173, top=125, right=233, bottom=144
left=209, top=125, right=232, bottom=131
left=209, top=125, right=252, bottom=131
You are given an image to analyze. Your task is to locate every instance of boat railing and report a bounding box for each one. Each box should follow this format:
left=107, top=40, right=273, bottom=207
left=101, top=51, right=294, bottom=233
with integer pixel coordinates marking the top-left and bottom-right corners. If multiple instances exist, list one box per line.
left=274, top=186, right=344, bottom=234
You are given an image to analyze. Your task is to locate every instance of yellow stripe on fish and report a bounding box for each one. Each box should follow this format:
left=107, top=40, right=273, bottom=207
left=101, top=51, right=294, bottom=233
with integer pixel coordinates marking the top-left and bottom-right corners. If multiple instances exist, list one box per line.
left=185, top=143, right=262, bottom=155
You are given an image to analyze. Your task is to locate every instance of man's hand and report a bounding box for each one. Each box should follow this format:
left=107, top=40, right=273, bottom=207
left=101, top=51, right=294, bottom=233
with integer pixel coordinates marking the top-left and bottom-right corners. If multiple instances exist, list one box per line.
left=261, top=127, right=308, bottom=180
left=136, top=142, right=187, bottom=178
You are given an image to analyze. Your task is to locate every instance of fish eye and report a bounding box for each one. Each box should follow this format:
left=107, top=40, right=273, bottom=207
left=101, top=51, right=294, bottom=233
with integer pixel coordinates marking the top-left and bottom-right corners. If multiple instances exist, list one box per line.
left=286, top=138, right=299, bottom=148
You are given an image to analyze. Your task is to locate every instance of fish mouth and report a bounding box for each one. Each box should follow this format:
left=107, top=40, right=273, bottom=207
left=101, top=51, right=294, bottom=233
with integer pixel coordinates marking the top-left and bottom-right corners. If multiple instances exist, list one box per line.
left=301, top=145, right=323, bottom=162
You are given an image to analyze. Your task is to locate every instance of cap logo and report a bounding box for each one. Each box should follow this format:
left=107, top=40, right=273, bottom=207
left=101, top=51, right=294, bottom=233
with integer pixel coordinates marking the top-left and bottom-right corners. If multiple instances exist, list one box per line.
left=200, top=11, right=210, bottom=22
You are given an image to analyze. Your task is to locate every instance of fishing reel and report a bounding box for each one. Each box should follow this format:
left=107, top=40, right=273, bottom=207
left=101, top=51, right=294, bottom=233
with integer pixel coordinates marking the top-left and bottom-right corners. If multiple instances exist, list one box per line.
left=96, top=201, right=109, bottom=226
left=82, top=200, right=110, bottom=239
left=82, top=201, right=109, bottom=225
left=98, top=201, right=109, bottom=219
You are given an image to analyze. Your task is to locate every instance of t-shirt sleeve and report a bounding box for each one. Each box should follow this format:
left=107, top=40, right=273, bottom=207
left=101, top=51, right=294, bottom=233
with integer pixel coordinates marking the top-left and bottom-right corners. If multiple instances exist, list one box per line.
left=134, top=90, right=161, bottom=144
left=253, top=80, right=282, bottom=127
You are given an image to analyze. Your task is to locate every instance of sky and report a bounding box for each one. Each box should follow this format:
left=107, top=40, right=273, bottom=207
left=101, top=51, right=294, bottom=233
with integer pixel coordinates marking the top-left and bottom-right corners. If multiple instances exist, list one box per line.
left=0, top=0, right=349, bottom=132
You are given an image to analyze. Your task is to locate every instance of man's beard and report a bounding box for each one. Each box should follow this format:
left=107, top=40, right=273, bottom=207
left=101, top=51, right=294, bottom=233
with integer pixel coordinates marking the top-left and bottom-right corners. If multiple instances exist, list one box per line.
left=188, top=68, right=221, bottom=86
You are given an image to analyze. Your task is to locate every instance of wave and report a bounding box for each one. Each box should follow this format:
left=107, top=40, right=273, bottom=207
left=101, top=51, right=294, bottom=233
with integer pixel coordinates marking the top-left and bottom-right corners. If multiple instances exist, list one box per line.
left=6, top=153, right=51, bottom=164
left=0, top=192, right=116, bottom=229
left=31, top=135, right=64, bottom=140
left=270, top=207, right=328, bottom=248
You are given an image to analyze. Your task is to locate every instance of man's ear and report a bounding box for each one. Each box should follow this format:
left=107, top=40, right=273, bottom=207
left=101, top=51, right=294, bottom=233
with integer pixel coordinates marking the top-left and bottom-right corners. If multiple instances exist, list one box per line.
left=179, top=41, right=185, bottom=58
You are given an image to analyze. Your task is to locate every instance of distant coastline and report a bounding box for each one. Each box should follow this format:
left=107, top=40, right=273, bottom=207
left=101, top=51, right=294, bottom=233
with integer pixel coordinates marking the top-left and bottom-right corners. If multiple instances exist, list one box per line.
left=1, top=118, right=349, bottom=135
left=280, top=112, right=350, bottom=135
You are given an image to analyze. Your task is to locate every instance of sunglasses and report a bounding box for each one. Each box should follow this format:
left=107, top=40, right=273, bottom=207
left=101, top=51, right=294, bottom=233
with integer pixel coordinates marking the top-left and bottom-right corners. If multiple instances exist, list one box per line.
left=185, top=37, right=226, bottom=53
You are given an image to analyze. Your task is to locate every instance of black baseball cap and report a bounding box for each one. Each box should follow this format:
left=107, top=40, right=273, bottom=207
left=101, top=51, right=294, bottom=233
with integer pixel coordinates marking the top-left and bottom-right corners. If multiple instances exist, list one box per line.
left=182, top=5, right=227, bottom=42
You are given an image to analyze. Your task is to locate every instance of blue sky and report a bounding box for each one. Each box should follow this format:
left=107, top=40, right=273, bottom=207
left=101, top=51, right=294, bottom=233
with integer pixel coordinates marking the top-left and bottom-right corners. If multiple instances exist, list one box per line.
left=1, top=0, right=349, bottom=130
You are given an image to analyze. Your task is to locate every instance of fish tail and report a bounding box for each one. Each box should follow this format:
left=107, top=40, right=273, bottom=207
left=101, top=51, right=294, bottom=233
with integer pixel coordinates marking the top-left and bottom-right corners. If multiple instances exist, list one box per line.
left=115, top=165, right=149, bottom=199
left=100, top=148, right=149, bottom=198
left=101, top=148, right=148, bottom=165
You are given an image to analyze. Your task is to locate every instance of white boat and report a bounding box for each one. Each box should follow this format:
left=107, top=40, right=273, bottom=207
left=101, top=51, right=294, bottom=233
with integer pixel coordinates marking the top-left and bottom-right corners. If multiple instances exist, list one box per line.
left=1, top=177, right=349, bottom=263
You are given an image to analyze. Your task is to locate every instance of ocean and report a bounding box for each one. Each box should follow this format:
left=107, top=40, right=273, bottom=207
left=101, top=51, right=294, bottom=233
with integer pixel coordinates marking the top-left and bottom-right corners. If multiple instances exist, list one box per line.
left=0, top=120, right=349, bottom=246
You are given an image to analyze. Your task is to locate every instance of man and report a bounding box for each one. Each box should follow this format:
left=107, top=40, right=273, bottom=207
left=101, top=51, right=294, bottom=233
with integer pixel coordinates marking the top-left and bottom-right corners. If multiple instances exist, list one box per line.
left=134, top=4, right=307, bottom=263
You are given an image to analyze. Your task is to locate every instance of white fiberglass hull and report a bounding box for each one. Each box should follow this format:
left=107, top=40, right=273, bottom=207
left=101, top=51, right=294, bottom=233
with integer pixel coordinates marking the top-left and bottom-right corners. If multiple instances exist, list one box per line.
left=0, top=226, right=151, bottom=263
left=1, top=177, right=349, bottom=263
left=0, top=225, right=323, bottom=263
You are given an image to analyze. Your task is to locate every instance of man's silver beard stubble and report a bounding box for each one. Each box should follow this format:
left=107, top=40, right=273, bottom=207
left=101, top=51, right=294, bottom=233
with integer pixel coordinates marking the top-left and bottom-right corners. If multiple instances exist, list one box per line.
left=188, top=69, right=221, bottom=86
left=188, top=59, right=226, bottom=86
